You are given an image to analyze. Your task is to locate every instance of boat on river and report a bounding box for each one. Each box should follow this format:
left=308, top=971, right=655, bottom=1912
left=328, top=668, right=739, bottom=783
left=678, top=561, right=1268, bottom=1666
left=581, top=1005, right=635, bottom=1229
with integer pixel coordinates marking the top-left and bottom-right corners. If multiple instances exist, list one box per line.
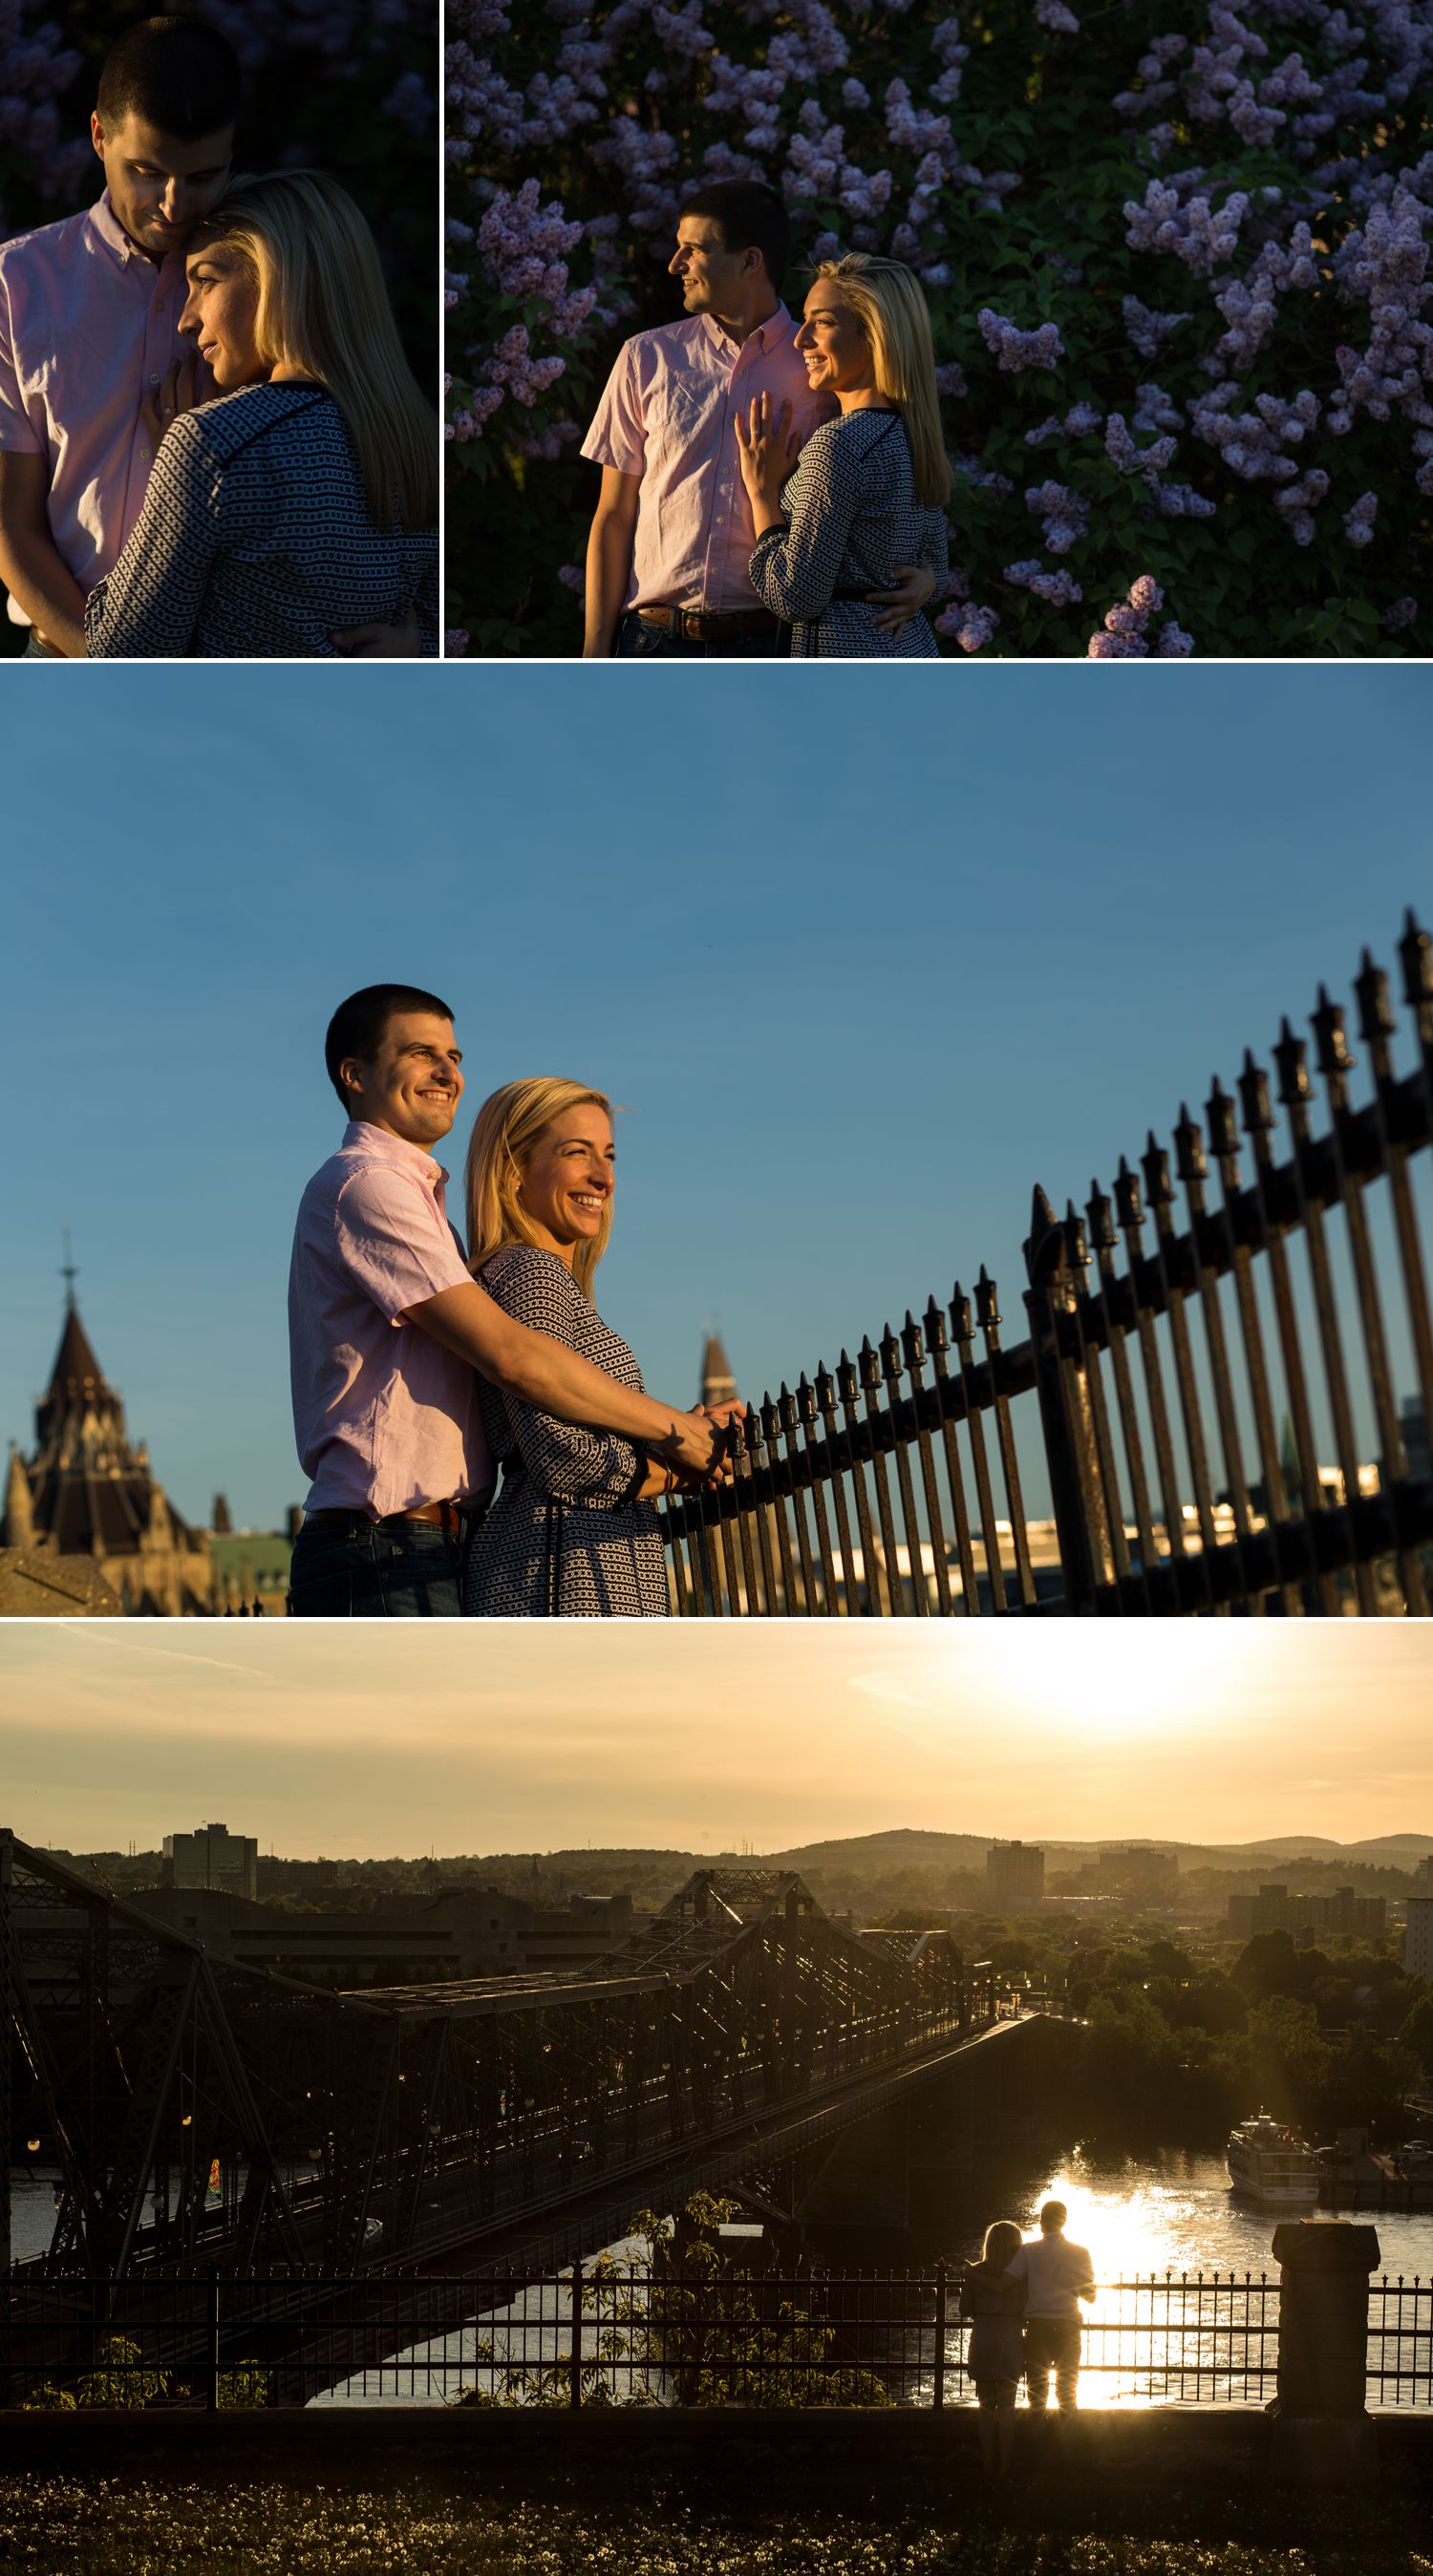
left=1226, top=2111, right=1320, bottom=2206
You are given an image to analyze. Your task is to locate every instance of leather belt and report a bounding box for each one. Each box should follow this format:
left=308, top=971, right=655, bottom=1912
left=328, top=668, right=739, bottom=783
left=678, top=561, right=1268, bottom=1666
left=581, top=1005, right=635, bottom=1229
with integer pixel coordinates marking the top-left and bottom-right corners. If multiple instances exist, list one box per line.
left=635, top=605, right=782, bottom=643
left=303, top=1501, right=470, bottom=1536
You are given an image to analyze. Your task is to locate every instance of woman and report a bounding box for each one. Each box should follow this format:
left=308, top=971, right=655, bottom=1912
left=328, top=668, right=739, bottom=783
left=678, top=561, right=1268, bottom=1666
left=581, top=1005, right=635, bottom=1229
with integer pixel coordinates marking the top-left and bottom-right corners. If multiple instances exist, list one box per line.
left=84, top=172, right=438, bottom=657
left=736, top=253, right=950, bottom=658
left=959, top=2220, right=1027, bottom=2474
left=460, top=1079, right=683, bottom=1619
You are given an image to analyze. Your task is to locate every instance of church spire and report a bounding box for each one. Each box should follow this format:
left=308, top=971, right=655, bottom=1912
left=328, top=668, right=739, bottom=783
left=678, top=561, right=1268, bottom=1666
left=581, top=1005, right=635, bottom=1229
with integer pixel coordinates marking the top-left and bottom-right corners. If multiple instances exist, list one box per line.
left=699, top=1332, right=737, bottom=1411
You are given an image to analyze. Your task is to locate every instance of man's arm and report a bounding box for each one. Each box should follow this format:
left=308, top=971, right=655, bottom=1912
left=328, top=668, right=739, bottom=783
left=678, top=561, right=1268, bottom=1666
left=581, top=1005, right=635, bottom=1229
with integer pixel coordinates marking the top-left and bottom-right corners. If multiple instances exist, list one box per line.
left=583, top=464, right=641, bottom=657
left=407, top=1278, right=722, bottom=1474
left=0, top=452, right=87, bottom=657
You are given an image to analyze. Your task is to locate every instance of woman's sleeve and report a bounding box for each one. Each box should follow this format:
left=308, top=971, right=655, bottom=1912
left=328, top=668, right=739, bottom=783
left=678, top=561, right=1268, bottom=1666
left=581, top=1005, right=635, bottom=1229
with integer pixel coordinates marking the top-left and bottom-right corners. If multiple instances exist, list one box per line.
left=483, top=1250, right=647, bottom=1502
left=84, top=415, right=223, bottom=658
left=416, top=533, right=438, bottom=656
left=921, top=505, right=951, bottom=579
left=748, top=427, right=864, bottom=621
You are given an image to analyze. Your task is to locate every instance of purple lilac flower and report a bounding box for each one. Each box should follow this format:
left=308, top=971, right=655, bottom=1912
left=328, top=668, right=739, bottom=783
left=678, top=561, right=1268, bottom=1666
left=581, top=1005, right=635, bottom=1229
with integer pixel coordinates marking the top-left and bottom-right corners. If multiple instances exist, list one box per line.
left=978, top=309, right=1065, bottom=372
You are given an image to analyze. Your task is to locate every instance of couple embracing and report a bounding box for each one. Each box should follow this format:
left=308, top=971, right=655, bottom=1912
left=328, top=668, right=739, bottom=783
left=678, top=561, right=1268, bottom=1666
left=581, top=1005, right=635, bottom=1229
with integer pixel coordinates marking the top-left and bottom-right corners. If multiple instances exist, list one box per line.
left=288, top=986, right=732, bottom=1621
left=0, top=17, right=436, bottom=659
left=583, top=180, right=951, bottom=661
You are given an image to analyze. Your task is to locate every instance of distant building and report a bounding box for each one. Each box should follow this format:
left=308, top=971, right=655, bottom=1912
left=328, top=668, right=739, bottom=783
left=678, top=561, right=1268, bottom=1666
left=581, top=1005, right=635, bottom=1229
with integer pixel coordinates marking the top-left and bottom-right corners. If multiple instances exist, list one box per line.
left=163, top=1822, right=259, bottom=1902
left=1229, top=1883, right=1385, bottom=1941
left=986, top=1841, right=1044, bottom=1907
left=1228, top=1884, right=1291, bottom=1936
left=2, top=1290, right=214, bottom=1614
left=1414, top=1856, right=1433, bottom=1891
left=700, top=1335, right=738, bottom=1412
left=1401, top=1395, right=1429, bottom=1483
left=133, top=1882, right=637, bottom=1987
left=1405, top=1898, right=1433, bottom=1982
left=1302, top=1885, right=1386, bottom=1941
left=1096, top=1847, right=1178, bottom=1901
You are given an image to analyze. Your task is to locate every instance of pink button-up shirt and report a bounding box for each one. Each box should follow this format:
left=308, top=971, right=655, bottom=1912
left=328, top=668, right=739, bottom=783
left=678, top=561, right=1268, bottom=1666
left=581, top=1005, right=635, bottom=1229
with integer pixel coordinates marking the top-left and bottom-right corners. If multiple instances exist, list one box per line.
left=582, top=308, right=834, bottom=613
left=289, top=1122, right=494, bottom=1519
left=0, top=191, right=210, bottom=625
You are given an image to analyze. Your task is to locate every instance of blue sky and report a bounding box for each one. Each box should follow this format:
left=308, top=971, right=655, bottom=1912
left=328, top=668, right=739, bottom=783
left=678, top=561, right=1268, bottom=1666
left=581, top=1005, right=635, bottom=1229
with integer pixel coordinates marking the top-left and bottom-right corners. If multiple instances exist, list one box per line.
left=3, top=660, right=1428, bottom=1531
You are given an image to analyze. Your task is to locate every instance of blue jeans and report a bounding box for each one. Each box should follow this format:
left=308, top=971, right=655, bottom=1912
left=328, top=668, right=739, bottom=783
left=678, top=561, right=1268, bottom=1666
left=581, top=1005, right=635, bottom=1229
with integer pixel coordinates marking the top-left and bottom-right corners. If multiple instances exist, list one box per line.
left=287, top=1518, right=465, bottom=1617
left=615, top=611, right=788, bottom=660
left=23, top=633, right=57, bottom=659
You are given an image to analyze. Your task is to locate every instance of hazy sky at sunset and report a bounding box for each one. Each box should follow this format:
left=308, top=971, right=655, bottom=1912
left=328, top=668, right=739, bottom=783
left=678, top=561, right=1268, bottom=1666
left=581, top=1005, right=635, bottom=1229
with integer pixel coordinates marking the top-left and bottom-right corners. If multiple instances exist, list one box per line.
left=2, top=1621, right=1427, bottom=1859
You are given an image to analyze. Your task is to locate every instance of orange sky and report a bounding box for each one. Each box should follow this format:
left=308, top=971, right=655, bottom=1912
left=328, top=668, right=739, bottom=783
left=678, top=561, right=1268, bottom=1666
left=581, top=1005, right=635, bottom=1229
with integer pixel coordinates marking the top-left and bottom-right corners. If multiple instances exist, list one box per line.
left=1, top=1622, right=1428, bottom=1859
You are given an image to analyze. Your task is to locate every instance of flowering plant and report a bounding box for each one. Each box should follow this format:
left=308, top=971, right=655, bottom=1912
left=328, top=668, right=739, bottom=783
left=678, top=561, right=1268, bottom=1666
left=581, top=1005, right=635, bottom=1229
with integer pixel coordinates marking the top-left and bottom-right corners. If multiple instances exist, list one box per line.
left=447, top=0, right=1431, bottom=656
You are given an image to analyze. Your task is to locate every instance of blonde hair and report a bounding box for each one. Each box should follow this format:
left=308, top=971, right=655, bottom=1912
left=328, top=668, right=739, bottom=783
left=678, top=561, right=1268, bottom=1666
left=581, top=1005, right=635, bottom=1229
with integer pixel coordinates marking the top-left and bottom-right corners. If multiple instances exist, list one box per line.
left=465, top=1078, right=614, bottom=1301
left=190, top=170, right=438, bottom=531
left=981, top=2220, right=1023, bottom=2268
left=812, top=254, right=952, bottom=509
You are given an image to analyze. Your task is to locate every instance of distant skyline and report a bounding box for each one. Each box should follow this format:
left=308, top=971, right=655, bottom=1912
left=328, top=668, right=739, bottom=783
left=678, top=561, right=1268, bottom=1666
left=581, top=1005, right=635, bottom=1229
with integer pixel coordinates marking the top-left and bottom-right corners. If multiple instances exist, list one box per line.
left=3, top=663, right=1429, bottom=1529
left=2, top=1622, right=1428, bottom=1859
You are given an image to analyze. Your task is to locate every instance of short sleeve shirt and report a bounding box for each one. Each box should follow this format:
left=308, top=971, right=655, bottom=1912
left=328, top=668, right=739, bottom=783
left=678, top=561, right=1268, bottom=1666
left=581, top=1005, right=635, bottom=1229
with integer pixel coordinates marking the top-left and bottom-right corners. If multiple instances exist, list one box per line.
left=581, top=308, right=834, bottom=614
left=1007, top=2237, right=1096, bottom=2319
left=289, top=1121, right=493, bottom=1517
left=0, top=192, right=212, bottom=622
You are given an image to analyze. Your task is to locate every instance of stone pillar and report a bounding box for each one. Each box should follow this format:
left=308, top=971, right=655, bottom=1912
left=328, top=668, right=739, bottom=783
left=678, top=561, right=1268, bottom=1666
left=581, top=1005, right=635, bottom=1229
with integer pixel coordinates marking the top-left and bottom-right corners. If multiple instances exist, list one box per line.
left=1269, top=2221, right=1380, bottom=2485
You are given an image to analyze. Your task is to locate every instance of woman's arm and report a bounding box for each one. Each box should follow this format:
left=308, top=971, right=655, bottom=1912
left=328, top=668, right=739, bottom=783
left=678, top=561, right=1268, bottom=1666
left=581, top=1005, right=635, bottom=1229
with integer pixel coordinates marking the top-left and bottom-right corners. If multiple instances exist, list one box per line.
left=84, top=415, right=223, bottom=658
left=481, top=1249, right=651, bottom=1503
left=744, top=421, right=872, bottom=623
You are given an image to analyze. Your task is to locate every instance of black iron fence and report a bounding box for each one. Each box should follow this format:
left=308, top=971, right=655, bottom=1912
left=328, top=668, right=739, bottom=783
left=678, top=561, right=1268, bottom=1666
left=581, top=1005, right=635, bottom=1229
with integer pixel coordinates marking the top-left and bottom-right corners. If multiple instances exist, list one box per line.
left=661, top=911, right=1433, bottom=1616
left=3, top=2265, right=1428, bottom=2412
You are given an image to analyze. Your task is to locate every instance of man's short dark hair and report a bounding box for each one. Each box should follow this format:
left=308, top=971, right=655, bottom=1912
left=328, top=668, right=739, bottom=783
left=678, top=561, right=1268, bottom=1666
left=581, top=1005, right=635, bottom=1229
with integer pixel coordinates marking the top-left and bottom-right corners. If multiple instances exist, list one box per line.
left=1039, top=2201, right=1067, bottom=2232
left=96, top=17, right=242, bottom=140
left=325, top=985, right=456, bottom=1112
left=677, top=181, right=791, bottom=293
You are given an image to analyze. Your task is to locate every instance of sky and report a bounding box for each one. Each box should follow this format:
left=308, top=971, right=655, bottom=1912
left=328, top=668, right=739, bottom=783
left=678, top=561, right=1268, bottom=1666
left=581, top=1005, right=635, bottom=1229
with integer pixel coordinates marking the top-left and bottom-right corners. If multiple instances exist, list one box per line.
left=1, top=1619, right=1429, bottom=1859
left=2, top=660, right=1429, bottom=1532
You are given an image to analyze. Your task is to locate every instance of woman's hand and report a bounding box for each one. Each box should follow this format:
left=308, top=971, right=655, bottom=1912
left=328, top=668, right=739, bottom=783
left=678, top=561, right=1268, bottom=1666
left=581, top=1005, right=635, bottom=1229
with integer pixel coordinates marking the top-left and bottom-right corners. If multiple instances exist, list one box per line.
left=140, top=353, right=200, bottom=454
left=735, top=394, right=800, bottom=531
left=866, top=564, right=937, bottom=638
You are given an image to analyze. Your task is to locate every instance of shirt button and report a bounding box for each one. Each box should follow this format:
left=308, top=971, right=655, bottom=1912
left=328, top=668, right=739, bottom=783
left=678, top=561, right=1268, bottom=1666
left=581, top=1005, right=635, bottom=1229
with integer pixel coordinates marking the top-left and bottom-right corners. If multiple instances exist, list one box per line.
left=149, top=372, right=161, bottom=386
left=156, top=299, right=165, bottom=313
left=139, top=446, right=152, bottom=461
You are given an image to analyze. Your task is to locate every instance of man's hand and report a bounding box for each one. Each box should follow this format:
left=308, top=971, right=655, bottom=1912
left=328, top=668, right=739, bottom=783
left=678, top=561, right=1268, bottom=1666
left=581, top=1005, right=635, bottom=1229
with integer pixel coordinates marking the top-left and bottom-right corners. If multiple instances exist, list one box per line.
left=735, top=393, right=800, bottom=524
left=140, top=352, right=200, bottom=455
left=332, top=607, right=422, bottom=657
left=866, top=563, right=938, bottom=638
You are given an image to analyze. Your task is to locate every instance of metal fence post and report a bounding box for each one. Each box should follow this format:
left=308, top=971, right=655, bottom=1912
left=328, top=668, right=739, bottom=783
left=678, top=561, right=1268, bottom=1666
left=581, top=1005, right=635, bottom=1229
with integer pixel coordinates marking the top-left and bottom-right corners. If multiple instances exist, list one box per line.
left=1022, top=1186, right=1110, bottom=1611
left=932, top=2261, right=948, bottom=2411
left=205, top=2269, right=220, bottom=2413
left=568, top=2258, right=584, bottom=2410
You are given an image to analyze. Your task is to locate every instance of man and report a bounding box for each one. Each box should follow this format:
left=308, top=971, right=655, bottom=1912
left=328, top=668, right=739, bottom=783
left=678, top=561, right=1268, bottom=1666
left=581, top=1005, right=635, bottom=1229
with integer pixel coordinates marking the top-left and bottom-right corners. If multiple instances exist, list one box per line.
left=288, top=985, right=729, bottom=1617
left=1007, top=2200, right=1097, bottom=2413
left=0, top=17, right=410, bottom=660
left=581, top=180, right=935, bottom=659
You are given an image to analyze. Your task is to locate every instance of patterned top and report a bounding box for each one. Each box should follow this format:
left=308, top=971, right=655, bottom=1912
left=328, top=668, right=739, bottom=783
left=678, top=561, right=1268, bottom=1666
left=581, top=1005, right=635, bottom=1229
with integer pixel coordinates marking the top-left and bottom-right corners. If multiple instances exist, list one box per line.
left=748, top=409, right=948, bottom=658
left=959, top=2263, right=1027, bottom=2385
left=84, top=381, right=438, bottom=659
left=462, top=1245, right=669, bottom=1619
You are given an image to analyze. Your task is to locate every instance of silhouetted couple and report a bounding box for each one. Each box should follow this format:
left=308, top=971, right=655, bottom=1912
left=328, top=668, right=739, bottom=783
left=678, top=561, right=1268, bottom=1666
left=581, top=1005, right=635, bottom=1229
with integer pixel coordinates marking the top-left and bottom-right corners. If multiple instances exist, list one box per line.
left=959, top=2201, right=1096, bottom=2472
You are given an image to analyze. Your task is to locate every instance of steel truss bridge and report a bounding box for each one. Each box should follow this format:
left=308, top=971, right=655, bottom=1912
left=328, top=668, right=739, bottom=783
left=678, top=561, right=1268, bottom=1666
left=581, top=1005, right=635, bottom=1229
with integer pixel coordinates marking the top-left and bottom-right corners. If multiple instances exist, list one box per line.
left=3, top=1833, right=1016, bottom=2295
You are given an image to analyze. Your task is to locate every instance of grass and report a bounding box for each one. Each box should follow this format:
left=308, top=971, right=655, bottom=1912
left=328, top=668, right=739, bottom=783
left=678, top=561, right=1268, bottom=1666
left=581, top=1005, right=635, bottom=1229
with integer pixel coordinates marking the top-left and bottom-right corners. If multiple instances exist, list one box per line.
left=0, top=2474, right=1430, bottom=2576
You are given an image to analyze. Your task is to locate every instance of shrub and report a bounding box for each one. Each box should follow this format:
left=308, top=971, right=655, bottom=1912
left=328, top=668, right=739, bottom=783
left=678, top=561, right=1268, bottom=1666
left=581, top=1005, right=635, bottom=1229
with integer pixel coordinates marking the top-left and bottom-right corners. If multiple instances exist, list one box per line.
left=446, top=0, right=1432, bottom=655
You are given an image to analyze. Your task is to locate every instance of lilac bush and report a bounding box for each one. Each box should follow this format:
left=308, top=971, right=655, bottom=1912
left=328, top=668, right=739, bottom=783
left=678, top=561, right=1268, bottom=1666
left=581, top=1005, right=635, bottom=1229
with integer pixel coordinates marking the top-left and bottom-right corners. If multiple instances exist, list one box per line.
left=447, top=0, right=1431, bottom=656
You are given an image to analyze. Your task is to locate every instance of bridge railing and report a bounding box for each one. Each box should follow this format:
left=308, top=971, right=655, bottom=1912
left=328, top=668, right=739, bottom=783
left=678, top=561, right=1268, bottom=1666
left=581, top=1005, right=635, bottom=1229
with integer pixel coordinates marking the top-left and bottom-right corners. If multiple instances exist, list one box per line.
left=4, top=2267, right=1428, bottom=2411
left=660, top=909, right=1433, bottom=1616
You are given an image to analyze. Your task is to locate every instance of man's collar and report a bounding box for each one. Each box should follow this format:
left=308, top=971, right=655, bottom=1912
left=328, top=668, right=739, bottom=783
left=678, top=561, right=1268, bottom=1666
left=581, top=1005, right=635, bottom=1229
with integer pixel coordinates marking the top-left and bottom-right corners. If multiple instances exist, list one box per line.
left=700, top=302, right=791, bottom=355
left=89, top=188, right=183, bottom=275
left=340, top=1119, right=449, bottom=1185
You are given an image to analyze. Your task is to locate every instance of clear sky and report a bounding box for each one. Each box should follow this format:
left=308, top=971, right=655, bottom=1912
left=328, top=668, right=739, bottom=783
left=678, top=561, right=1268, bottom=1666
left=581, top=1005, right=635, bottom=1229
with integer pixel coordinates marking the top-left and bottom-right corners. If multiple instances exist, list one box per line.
left=3, top=662, right=1428, bottom=1530
left=1, top=1620, right=1428, bottom=1859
